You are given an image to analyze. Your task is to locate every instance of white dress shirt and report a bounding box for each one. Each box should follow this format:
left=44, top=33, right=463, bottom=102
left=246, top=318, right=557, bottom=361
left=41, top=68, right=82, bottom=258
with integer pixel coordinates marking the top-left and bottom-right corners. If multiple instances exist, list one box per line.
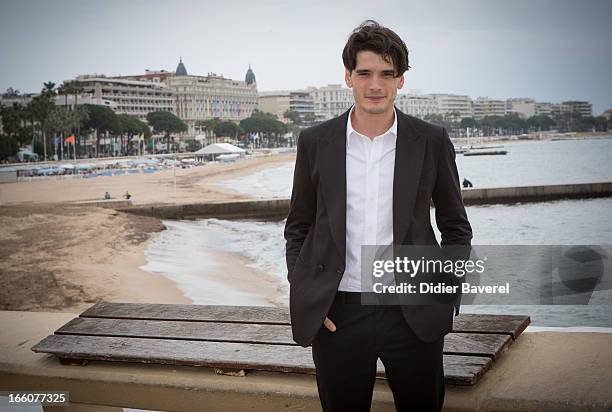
left=338, top=105, right=397, bottom=292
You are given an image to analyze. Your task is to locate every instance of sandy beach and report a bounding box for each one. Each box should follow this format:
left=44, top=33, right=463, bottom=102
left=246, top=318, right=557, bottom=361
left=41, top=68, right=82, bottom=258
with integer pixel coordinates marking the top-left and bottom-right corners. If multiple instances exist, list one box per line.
left=0, top=152, right=295, bottom=206
left=0, top=153, right=295, bottom=313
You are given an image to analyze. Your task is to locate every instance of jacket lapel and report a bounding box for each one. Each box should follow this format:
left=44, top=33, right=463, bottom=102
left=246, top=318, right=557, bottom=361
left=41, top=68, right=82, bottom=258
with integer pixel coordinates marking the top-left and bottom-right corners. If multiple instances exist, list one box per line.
left=318, top=110, right=349, bottom=261
left=393, top=110, right=426, bottom=245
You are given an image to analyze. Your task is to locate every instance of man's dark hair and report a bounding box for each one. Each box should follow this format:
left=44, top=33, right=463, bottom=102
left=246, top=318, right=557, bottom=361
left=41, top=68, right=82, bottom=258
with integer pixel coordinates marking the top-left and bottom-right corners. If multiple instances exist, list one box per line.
left=342, top=20, right=410, bottom=77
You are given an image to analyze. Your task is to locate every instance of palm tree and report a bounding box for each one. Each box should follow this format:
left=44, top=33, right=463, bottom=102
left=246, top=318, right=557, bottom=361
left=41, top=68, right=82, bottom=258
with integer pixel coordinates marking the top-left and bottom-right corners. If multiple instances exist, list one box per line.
left=31, top=82, right=56, bottom=160
left=57, top=84, right=69, bottom=109
left=196, top=118, right=220, bottom=144
left=48, top=106, right=73, bottom=159
left=56, top=81, right=86, bottom=156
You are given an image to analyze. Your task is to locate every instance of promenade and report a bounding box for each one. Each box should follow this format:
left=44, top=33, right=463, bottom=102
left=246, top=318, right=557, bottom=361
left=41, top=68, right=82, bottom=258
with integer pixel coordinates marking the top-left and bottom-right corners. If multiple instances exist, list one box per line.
left=1, top=310, right=610, bottom=411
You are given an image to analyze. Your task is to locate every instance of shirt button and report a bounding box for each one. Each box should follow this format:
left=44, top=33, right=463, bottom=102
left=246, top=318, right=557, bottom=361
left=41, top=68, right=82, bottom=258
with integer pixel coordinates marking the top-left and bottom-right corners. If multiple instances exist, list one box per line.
left=336, top=269, right=343, bottom=275
left=317, top=264, right=325, bottom=272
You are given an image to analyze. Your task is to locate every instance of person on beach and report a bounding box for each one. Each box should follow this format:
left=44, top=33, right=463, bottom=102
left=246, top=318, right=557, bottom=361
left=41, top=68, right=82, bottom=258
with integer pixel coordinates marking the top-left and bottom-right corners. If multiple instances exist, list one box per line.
left=284, top=20, right=472, bottom=411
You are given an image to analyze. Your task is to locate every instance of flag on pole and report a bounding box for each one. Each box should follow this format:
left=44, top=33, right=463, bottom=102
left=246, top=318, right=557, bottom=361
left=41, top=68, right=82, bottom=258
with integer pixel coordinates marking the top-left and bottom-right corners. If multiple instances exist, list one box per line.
left=65, top=135, right=75, bottom=144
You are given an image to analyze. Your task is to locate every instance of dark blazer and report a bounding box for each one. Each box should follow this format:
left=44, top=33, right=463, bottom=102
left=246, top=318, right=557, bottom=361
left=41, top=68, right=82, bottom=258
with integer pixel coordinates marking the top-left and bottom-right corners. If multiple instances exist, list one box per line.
left=284, top=107, right=472, bottom=347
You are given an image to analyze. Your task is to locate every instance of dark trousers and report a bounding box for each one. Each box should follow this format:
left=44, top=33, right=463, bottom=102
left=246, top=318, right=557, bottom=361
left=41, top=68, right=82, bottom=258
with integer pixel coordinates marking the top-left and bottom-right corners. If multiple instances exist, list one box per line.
left=311, top=292, right=445, bottom=412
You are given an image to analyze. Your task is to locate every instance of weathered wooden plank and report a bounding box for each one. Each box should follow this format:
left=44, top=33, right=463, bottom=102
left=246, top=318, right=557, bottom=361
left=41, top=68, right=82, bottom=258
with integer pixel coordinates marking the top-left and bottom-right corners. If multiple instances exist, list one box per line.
left=56, top=317, right=512, bottom=359
left=32, top=334, right=313, bottom=373
left=80, top=302, right=291, bottom=324
left=452, top=314, right=530, bottom=339
left=56, top=317, right=295, bottom=345
left=445, top=333, right=511, bottom=360
left=31, top=334, right=491, bottom=385
left=80, top=303, right=529, bottom=339
left=437, top=355, right=492, bottom=386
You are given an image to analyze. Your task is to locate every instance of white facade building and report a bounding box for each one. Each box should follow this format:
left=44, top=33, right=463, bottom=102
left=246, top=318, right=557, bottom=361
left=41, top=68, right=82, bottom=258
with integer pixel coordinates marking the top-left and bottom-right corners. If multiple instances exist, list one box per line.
left=535, top=102, right=556, bottom=117
left=559, top=101, right=592, bottom=117
left=72, top=75, right=174, bottom=121
left=258, top=90, right=314, bottom=123
left=472, top=97, right=506, bottom=119
left=506, top=98, right=536, bottom=118
left=425, top=94, right=473, bottom=119
left=395, top=94, right=438, bottom=118
left=308, top=84, right=354, bottom=121
left=116, top=60, right=258, bottom=135
left=158, top=61, right=259, bottom=135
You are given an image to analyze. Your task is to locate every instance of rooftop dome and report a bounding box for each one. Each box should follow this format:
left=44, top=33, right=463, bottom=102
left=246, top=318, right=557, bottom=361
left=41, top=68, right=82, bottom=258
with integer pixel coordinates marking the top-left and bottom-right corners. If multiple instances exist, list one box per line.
left=245, top=64, right=256, bottom=85
left=175, top=57, right=188, bottom=76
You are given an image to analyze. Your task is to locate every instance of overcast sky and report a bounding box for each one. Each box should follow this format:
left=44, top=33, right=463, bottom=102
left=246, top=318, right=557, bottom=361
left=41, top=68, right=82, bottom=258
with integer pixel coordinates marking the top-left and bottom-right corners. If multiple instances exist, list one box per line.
left=1, top=0, right=611, bottom=114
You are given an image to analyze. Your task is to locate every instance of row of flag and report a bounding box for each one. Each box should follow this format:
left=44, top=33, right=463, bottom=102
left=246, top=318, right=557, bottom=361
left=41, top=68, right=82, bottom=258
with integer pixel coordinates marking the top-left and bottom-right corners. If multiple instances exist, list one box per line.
left=59, top=134, right=145, bottom=144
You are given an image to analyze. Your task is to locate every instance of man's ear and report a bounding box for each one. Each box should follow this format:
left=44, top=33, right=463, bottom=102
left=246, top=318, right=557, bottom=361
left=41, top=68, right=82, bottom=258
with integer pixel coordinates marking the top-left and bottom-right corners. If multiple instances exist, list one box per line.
left=345, top=68, right=353, bottom=88
left=397, top=74, right=405, bottom=89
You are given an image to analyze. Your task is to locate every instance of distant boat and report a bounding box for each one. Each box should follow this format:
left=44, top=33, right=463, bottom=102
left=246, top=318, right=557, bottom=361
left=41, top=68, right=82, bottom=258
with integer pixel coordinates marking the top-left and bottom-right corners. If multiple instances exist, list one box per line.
left=464, top=149, right=508, bottom=156
left=456, top=145, right=505, bottom=154
left=460, top=145, right=505, bottom=150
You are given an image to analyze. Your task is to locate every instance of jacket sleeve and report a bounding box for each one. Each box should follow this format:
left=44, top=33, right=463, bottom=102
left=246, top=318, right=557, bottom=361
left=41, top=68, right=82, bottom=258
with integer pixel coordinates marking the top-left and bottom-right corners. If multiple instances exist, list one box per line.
left=431, top=128, right=473, bottom=316
left=284, top=132, right=316, bottom=282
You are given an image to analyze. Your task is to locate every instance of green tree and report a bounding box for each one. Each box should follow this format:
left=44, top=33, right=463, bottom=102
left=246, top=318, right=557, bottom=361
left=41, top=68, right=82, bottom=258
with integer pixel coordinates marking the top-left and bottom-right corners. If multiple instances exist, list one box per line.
left=460, top=117, right=477, bottom=130
left=48, top=106, right=73, bottom=159
left=185, top=139, right=200, bottom=152
left=0, top=135, right=19, bottom=160
left=213, top=121, right=242, bottom=141
left=553, top=112, right=582, bottom=132
left=283, top=109, right=302, bottom=125
left=240, top=110, right=287, bottom=147
left=118, top=114, right=151, bottom=155
left=424, top=113, right=452, bottom=129
left=82, top=104, right=120, bottom=157
left=303, top=113, right=316, bottom=125
left=0, top=91, right=23, bottom=159
left=72, top=105, right=89, bottom=157
left=593, top=116, right=608, bottom=132
left=527, top=114, right=554, bottom=132
left=30, top=82, right=57, bottom=160
left=2, top=87, right=20, bottom=98
left=0, top=103, right=24, bottom=139
left=146, top=111, right=187, bottom=152
left=196, top=118, right=220, bottom=144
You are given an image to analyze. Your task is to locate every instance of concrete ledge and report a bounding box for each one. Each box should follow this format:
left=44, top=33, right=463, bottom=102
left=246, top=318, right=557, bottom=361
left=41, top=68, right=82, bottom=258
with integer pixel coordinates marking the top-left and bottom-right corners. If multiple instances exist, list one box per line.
left=461, top=181, right=612, bottom=205
left=118, top=182, right=612, bottom=220
left=120, top=198, right=289, bottom=220
left=1, top=310, right=611, bottom=411
left=73, top=199, right=133, bottom=209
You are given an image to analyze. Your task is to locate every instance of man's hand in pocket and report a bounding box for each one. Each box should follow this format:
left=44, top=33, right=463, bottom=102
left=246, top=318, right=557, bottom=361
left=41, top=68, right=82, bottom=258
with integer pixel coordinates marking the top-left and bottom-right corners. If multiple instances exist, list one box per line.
left=324, top=317, right=336, bottom=332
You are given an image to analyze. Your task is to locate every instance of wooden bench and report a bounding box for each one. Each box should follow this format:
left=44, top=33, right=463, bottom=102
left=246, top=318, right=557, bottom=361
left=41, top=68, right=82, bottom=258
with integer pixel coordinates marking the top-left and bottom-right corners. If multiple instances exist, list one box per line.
left=31, top=303, right=530, bottom=386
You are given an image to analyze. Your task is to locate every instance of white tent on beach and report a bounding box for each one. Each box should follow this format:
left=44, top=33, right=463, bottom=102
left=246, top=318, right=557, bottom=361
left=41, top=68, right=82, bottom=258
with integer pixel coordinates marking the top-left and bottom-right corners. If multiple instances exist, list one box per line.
left=194, top=143, right=246, bottom=161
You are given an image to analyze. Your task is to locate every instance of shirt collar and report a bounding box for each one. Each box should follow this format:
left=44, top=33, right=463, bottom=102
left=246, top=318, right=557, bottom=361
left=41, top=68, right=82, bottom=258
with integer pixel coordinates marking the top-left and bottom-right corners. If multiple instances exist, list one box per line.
left=346, top=104, right=398, bottom=149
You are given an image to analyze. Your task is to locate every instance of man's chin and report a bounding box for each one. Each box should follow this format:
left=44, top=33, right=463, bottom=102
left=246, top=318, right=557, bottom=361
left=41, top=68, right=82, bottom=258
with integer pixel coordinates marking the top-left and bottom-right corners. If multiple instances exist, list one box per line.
left=361, top=104, right=391, bottom=115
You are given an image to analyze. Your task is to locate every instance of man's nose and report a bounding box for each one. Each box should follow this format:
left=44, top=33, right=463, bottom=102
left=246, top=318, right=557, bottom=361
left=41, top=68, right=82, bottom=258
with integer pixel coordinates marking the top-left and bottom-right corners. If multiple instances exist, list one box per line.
left=369, top=75, right=383, bottom=91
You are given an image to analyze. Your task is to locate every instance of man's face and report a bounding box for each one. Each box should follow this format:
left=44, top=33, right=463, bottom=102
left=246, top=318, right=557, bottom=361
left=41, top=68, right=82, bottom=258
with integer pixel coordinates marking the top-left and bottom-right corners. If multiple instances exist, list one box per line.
left=345, top=50, right=404, bottom=115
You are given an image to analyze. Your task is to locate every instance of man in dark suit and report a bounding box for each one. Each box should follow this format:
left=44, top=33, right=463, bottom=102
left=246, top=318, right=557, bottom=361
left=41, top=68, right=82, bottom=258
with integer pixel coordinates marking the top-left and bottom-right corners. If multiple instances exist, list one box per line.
left=284, top=20, right=472, bottom=411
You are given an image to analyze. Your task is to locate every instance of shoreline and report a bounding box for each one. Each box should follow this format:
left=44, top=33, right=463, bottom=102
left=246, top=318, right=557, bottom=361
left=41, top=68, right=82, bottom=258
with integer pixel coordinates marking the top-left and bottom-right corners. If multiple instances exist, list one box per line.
left=0, top=153, right=297, bottom=313
left=0, top=204, right=191, bottom=313
left=141, top=219, right=288, bottom=308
